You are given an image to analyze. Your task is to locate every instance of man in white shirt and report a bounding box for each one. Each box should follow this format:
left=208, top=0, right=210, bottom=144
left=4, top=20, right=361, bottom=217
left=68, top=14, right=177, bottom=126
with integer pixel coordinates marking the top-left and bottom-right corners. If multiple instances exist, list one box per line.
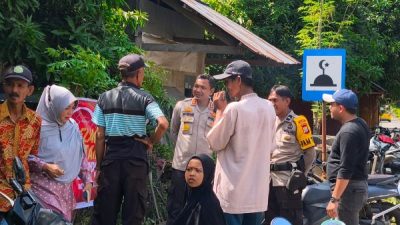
left=207, top=60, right=276, bottom=225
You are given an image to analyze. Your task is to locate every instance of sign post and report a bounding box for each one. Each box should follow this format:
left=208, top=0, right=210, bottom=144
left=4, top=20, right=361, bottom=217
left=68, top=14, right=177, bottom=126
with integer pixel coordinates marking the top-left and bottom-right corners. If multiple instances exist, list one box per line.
left=302, top=49, right=346, bottom=172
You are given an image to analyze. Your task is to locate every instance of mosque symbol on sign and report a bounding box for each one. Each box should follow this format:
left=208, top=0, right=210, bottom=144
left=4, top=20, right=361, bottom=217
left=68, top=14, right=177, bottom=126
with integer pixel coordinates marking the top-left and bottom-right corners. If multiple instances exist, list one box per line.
left=310, top=59, right=336, bottom=87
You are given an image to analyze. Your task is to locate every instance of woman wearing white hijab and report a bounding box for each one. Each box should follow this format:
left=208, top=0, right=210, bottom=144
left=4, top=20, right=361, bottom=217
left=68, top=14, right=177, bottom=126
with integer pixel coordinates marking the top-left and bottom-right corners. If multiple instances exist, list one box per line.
left=28, top=85, right=92, bottom=222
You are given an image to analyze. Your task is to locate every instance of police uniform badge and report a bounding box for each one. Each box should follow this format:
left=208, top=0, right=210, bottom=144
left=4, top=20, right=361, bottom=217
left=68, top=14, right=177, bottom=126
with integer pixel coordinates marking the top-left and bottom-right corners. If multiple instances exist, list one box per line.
left=182, top=104, right=194, bottom=134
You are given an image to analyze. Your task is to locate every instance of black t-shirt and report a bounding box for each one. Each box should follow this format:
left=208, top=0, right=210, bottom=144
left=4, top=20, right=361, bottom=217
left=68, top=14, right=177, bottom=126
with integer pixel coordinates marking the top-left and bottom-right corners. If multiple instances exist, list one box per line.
left=327, top=117, right=370, bottom=184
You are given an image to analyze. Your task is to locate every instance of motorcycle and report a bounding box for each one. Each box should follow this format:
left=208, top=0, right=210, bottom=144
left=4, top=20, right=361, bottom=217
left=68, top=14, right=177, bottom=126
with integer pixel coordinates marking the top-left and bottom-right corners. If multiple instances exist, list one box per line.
left=369, top=128, right=400, bottom=174
left=0, top=157, right=70, bottom=225
left=303, top=174, right=400, bottom=225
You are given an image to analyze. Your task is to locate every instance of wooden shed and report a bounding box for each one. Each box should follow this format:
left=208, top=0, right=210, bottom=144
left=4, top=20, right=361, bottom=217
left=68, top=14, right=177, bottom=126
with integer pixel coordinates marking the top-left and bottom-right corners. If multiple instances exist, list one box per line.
left=130, top=0, right=299, bottom=99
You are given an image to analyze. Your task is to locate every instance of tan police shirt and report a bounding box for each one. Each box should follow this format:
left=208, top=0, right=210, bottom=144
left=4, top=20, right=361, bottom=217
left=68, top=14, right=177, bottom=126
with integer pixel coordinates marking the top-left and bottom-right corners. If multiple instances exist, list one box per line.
left=271, top=110, right=314, bottom=186
left=171, top=98, right=215, bottom=171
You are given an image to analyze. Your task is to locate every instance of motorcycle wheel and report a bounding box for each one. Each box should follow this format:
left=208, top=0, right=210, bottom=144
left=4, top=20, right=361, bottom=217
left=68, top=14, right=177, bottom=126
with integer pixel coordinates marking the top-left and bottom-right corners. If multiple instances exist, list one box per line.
left=369, top=202, right=400, bottom=225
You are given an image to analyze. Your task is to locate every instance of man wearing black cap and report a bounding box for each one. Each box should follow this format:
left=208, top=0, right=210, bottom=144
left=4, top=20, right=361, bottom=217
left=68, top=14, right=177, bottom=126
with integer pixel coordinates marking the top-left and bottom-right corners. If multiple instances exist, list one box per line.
left=207, top=60, right=276, bottom=225
left=323, top=89, right=369, bottom=225
left=0, top=65, right=42, bottom=221
left=91, top=54, right=169, bottom=225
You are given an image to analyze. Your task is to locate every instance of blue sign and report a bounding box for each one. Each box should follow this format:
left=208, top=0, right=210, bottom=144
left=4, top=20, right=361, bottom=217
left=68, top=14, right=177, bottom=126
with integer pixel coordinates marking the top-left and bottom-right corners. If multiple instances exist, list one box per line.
left=302, top=49, right=346, bottom=101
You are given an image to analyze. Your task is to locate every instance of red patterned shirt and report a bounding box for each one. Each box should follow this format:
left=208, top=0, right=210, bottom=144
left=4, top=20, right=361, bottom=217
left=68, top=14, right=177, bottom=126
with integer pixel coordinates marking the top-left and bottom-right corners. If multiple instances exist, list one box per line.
left=0, top=101, right=41, bottom=212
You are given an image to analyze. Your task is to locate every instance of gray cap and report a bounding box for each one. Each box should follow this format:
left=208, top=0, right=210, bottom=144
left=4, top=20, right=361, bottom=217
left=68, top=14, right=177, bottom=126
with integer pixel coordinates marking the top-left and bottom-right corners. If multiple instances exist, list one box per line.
left=3, top=65, right=33, bottom=83
left=118, top=54, right=146, bottom=73
left=213, top=60, right=252, bottom=80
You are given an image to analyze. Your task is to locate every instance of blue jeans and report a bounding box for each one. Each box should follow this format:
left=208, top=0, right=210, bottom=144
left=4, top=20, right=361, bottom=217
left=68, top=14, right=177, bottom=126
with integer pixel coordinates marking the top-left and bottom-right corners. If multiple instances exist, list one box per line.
left=0, top=219, right=8, bottom=225
left=224, top=212, right=264, bottom=225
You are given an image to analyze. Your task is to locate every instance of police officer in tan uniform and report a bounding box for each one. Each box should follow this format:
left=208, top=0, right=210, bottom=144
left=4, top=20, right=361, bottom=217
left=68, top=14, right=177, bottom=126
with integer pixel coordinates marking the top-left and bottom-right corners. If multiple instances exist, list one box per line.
left=166, top=74, right=216, bottom=225
left=265, top=85, right=316, bottom=225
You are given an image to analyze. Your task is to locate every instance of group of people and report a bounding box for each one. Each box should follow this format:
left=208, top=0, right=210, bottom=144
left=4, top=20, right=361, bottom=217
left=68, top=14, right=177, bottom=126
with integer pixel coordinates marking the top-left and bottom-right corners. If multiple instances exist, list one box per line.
left=0, top=65, right=92, bottom=223
left=0, top=53, right=369, bottom=225
left=166, top=59, right=369, bottom=225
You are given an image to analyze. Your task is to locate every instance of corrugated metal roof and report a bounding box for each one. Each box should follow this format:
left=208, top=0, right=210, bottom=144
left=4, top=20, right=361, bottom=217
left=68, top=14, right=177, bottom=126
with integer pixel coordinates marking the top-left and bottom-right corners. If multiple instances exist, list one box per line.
left=180, top=0, right=300, bottom=64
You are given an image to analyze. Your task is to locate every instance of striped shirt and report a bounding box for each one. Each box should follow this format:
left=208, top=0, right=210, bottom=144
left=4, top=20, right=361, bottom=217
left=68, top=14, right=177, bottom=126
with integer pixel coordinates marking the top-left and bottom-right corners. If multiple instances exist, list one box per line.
left=92, top=82, right=164, bottom=137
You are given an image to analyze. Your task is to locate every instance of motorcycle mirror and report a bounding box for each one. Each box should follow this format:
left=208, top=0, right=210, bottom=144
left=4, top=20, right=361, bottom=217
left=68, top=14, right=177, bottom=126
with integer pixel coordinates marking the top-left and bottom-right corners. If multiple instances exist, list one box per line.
left=13, top=157, right=26, bottom=186
left=0, top=190, right=15, bottom=207
left=270, top=217, right=292, bottom=225
left=397, top=180, right=400, bottom=195
left=9, top=178, right=23, bottom=194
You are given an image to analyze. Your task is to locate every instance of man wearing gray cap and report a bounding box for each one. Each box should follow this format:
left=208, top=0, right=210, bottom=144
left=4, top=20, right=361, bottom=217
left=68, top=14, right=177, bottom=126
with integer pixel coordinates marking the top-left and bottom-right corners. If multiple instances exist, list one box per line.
left=0, top=65, right=41, bottom=222
left=322, top=89, right=369, bottom=225
left=91, top=54, right=169, bottom=225
left=207, top=60, right=276, bottom=225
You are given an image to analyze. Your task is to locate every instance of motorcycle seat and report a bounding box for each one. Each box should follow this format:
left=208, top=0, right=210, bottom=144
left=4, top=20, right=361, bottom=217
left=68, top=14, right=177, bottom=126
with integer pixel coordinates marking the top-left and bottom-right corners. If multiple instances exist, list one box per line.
left=368, top=185, right=398, bottom=200
left=367, top=174, right=398, bottom=185
left=302, top=182, right=331, bottom=204
left=378, top=134, right=396, bottom=145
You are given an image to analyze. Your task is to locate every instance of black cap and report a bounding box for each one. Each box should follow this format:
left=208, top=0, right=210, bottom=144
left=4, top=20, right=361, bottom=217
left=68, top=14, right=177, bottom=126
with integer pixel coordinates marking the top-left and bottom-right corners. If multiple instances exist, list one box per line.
left=213, top=60, right=252, bottom=80
left=3, top=65, right=33, bottom=84
left=118, top=54, right=145, bottom=73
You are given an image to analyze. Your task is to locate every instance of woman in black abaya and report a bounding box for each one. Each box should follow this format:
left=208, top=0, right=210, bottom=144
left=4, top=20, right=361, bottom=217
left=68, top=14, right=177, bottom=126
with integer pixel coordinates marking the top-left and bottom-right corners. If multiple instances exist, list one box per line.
left=172, top=154, right=226, bottom=225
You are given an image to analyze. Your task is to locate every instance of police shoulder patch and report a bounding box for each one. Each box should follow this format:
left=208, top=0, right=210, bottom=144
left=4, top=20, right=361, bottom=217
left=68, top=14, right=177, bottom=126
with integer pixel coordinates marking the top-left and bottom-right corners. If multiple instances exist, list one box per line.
left=293, top=115, right=315, bottom=150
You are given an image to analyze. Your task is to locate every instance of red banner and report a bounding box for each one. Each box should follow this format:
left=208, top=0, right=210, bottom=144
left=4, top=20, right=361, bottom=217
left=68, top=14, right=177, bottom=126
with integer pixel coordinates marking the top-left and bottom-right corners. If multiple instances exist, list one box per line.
left=71, top=98, right=97, bottom=209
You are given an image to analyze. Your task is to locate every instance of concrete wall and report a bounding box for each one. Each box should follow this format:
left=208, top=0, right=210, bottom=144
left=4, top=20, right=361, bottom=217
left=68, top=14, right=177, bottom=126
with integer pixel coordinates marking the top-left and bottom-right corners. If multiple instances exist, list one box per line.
left=133, top=0, right=206, bottom=99
left=139, top=0, right=203, bottom=40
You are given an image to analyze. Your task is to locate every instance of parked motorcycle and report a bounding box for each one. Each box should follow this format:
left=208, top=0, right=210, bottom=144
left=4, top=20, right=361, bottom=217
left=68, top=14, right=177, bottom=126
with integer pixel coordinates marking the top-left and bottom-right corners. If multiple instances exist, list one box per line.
left=0, top=157, right=70, bottom=225
left=303, top=174, right=400, bottom=225
left=369, top=128, right=400, bottom=174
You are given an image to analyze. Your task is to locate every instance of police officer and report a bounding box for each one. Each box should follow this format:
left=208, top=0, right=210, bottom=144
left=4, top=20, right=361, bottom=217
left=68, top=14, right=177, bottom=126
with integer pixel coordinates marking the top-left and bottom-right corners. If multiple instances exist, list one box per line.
left=91, top=54, right=169, bottom=225
left=167, top=74, right=215, bottom=225
left=265, top=85, right=316, bottom=225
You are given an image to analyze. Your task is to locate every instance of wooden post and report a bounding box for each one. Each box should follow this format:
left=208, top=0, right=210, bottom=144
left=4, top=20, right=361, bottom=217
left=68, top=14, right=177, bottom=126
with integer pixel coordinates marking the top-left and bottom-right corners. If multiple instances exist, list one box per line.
left=321, top=102, right=327, bottom=179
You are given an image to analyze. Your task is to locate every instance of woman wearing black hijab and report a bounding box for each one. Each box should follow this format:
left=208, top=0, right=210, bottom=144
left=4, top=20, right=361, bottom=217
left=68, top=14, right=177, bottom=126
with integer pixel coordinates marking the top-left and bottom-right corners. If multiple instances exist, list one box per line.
left=172, top=154, right=226, bottom=225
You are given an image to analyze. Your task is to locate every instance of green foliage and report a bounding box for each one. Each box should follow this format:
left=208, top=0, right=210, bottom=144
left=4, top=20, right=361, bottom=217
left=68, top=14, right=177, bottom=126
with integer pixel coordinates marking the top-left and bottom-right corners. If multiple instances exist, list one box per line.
left=143, top=64, right=175, bottom=162
left=0, top=0, right=149, bottom=91
left=0, top=0, right=46, bottom=67
left=202, top=0, right=252, bottom=27
left=296, top=0, right=353, bottom=51
left=143, top=64, right=175, bottom=121
left=240, top=0, right=303, bottom=55
left=252, top=67, right=303, bottom=98
left=363, top=0, right=400, bottom=99
left=46, top=45, right=116, bottom=97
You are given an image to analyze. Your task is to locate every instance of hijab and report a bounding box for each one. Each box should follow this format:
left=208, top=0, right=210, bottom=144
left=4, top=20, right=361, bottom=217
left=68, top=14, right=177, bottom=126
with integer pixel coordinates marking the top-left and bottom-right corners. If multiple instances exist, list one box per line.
left=172, top=154, right=226, bottom=225
left=36, top=85, right=83, bottom=183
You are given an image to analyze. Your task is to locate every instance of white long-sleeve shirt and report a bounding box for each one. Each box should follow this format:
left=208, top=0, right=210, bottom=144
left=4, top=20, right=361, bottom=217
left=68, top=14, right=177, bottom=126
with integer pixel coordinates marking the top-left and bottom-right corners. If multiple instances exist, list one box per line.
left=207, top=93, right=276, bottom=214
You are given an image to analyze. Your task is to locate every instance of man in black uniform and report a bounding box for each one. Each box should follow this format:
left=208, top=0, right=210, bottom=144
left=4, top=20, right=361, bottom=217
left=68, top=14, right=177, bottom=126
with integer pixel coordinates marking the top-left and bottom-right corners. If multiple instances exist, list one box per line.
left=323, top=89, right=369, bottom=225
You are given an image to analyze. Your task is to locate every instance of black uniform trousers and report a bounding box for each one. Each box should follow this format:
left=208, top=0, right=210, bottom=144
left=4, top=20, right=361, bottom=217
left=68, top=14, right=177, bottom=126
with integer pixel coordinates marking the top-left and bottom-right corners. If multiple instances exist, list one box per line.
left=91, top=159, right=148, bottom=225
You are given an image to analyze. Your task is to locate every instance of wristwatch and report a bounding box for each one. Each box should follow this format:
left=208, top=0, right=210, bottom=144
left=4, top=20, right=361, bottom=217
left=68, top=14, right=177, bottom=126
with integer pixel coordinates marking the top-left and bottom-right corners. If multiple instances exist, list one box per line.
left=330, top=196, right=340, bottom=203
